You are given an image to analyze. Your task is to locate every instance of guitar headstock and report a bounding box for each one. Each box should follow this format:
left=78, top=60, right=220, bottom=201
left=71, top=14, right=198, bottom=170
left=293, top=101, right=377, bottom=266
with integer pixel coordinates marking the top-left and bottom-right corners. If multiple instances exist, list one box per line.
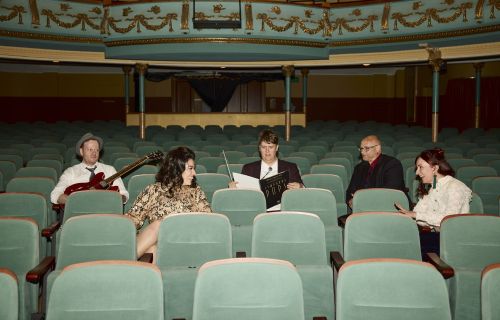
left=146, top=150, right=165, bottom=162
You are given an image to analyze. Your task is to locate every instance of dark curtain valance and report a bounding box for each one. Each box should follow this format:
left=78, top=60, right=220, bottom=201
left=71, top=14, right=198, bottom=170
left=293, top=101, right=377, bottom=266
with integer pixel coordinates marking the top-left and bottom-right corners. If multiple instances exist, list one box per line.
left=136, top=72, right=284, bottom=112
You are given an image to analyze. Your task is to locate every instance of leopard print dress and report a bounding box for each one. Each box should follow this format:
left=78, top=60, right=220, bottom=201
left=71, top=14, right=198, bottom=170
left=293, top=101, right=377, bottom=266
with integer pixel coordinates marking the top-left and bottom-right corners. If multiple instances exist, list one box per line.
left=126, top=182, right=211, bottom=229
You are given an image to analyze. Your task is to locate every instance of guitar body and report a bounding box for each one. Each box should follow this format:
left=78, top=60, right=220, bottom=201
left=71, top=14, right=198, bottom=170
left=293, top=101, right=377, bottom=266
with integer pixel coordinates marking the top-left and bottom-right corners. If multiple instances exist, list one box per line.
left=64, top=172, right=119, bottom=196
left=63, top=150, right=163, bottom=197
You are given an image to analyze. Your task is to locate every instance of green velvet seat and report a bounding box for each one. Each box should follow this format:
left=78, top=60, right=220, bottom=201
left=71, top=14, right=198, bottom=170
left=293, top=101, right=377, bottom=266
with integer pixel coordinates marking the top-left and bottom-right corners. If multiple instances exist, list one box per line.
left=121, top=164, right=159, bottom=188
left=336, top=259, right=451, bottom=320
left=211, top=189, right=266, bottom=256
left=0, top=218, right=40, bottom=320
left=310, top=164, right=349, bottom=188
left=0, top=160, right=17, bottom=190
left=63, top=190, right=124, bottom=223
left=352, top=188, right=409, bottom=213
left=216, top=163, right=243, bottom=176
left=301, top=173, right=347, bottom=217
left=472, top=177, right=500, bottom=214
left=343, top=212, right=421, bottom=261
left=196, top=173, right=230, bottom=202
left=282, top=156, right=311, bottom=174
left=15, top=166, right=58, bottom=182
left=282, top=188, right=343, bottom=256
left=124, top=173, right=156, bottom=213
left=157, top=213, right=232, bottom=320
left=46, top=260, right=163, bottom=320
left=193, top=258, right=304, bottom=320
left=197, top=157, right=226, bottom=173
left=481, top=263, right=500, bottom=320
left=440, top=214, right=500, bottom=320
left=47, top=214, right=137, bottom=305
left=456, top=165, right=497, bottom=188
left=252, top=212, right=334, bottom=320
left=0, top=268, right=18, bottom=320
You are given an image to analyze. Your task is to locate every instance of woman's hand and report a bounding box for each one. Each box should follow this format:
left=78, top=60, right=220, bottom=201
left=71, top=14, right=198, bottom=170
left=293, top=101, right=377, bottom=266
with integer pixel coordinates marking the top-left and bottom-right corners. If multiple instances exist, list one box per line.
left=228, top=181, right=238, bottom=189
left=287, top=182, right=302, bottom=189
left=395, top=202, right=416, bottom=218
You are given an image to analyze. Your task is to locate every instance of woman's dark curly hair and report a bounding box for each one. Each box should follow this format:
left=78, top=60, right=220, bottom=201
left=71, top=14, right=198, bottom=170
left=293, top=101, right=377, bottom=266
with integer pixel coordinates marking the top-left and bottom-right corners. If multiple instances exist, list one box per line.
left=415, top=148, right=455, bottom=198
left=156, top=146, right=197, bottom=197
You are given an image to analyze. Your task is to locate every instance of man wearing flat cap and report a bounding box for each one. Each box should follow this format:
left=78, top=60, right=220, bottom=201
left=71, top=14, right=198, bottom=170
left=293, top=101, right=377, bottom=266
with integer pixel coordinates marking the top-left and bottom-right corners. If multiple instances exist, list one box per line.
left=50, top=132, right=129, bottom=205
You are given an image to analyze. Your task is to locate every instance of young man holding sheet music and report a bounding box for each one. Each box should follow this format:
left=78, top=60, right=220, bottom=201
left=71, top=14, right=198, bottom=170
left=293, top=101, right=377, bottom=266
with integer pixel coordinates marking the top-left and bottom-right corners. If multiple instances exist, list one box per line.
left=229, top=129, right=303, bottom=210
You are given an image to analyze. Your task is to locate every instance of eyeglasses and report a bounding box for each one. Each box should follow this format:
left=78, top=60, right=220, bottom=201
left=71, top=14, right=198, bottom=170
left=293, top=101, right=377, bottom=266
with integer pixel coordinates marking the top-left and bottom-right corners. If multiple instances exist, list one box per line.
left=358, top=145, right=379, bottom=152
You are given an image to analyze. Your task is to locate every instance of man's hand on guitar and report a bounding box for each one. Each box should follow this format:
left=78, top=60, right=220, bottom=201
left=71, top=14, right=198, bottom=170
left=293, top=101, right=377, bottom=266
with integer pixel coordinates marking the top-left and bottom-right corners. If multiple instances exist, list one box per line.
left=57, top=194, right=69, bottom=205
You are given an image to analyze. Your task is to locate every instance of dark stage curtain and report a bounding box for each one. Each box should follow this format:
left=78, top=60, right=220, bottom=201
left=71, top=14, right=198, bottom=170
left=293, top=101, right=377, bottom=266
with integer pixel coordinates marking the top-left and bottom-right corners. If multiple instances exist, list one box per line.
left=139, top=72, right=283, bottom=112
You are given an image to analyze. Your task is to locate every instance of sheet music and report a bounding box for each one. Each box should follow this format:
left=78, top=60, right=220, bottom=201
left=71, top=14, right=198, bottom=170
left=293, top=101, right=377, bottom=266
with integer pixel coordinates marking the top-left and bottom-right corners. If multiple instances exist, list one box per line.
left=232, top=172, right=260, bottom=190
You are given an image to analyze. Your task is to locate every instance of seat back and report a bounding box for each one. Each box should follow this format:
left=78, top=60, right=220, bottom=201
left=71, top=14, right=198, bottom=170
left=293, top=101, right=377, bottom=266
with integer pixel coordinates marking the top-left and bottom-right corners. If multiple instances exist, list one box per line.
left=310, top=164, right=348, bottom=188
left=282, top=156, right=311, bottom=174
left=196, top=173, right=231, bottom=202
left=211, top=189, right=266, bottom=226
left=344, top=213, right=421, bottom=261
left=252, top=212, right=327, bottom=265
left=124, top=174, right=156, bottom=212
left=0, top=160, right=17, bottom=190
left=441, top=214, right=500, bottom=269
left=6, top=177, right=55, bottom=211
left=281, top=188, right=337, bottom=226
left=193, top=258, right=304, bottom=320
left=472, top=177, right=500, bottom=214
left=197, top=157, right=225, bottom=173
left=46, top=261, right=163, bottom=320
left=481, top=263, right=500, bottom=320
left=352, top=188, right=409, bottom=213
left=63, top=190, right=123, bottom=223
left=0, top=217, right=39, bottom=320
left=0, top=269, right=18, bottom=320
left=27, top=159, right=62, bottom=177
left=15, top=166, right=58, bottom=182
left=470, top=192, right=484, bottom=214
left=121, top=164, right=159, bottom=187
left=302, top=173, right=345, bottom=203
left=336, top=259, right=451, bottom=320
left=156, top=213, right=232, bottom=267
left=57, top=214, right=137, bottom=269
left=456, top=165, right=497, bottom=188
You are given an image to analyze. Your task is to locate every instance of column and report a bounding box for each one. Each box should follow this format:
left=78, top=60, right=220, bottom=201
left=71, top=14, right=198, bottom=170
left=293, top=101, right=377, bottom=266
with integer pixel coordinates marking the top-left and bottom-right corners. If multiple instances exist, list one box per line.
left=282, top=65, right=294, bottom=142
left=426, top=48, right=443, bottom=143
left=301, top=68, right=309, bottom=124
left=473, top=62, right=484, bottom=128
left=135, top=63, right=148, bottom=140
left=122, top=65, right=132, bottom=114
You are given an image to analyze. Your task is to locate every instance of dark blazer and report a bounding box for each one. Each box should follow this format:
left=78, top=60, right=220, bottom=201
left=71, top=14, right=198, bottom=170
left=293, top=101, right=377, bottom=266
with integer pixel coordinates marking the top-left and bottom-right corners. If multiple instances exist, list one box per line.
left=346, top=154, right=409, bottom=204
left=242, top=159, right=303, bottom=185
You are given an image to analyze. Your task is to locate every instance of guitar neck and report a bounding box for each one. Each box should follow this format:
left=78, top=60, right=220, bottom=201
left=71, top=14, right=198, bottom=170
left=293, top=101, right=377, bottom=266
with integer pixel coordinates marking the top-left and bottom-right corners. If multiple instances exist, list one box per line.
left=104, top=156, right=151, bottom=184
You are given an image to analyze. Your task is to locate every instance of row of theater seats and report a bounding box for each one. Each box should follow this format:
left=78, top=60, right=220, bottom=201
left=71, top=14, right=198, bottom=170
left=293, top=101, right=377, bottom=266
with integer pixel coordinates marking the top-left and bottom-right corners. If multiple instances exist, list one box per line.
left=1, top=211, right=500, bottom=320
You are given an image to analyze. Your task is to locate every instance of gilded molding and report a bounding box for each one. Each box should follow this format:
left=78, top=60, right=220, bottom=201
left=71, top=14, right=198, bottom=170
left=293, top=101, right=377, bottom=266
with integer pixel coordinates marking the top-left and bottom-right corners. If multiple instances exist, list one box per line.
left=475, top=0, right=485, bottom=19
left=29, top=0, right=40, bottom=26
left=100, top=6, right=109, bottom=34
left=0, top=28, right=101, bottom=42
left=105, top=37, right=327, bottom=48
left=245, top=3, right=253, bottom=31
left=0, top=5, right=26, bottom=24
left=490, top=0, right=500, bottom=19
left=135, top=63, right=148, bottom=74
left=330, top=14, right=377, bottom=35
left=181, top=0, right=189, bottom=30
left=329, top=23, right=500, bottom=46
left=256, top=12, right=329, bottom=36
left=41, top=8, right=102, bottom=31
left=107, top=12, right=178, bottom=33
left=282, top=65, right=295, bottom=77
left=381, top=3, right=390, bottom=31
left=391, top=2, right=473, bottom=30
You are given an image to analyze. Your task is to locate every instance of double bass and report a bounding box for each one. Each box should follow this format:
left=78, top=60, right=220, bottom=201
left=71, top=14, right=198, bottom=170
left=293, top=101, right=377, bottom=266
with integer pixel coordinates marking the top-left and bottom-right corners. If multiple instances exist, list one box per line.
left=64, top=150, right=164, bottom=195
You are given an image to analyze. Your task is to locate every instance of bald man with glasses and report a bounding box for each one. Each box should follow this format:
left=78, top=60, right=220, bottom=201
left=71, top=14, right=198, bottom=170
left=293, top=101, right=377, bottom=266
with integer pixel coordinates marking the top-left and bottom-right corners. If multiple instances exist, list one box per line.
left=346, top=135, right=409, bottom=209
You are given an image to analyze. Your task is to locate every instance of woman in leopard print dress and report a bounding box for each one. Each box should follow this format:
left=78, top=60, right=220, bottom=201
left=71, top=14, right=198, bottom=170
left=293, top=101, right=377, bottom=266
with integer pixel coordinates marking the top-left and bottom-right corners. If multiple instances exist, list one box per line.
left=126, top=146, right=211, bottom=259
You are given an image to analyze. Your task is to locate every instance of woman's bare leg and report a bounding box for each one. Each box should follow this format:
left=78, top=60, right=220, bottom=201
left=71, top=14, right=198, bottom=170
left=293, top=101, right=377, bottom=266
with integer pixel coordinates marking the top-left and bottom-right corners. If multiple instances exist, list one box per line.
left=136, top=220, right=161, bottom=258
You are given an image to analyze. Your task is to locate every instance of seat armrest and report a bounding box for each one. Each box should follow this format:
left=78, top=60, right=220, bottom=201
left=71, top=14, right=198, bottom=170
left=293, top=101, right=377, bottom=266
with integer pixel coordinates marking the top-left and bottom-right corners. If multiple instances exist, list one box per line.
left=236, top=251, right=246, bottom=258
left=138, top=253, right=153, bottom=263
left=425, top=252, right=454, bottom=279
left=26, top=256, right=56, bottom=284
left=41, top=221, right=61, bottom=239
left=330, top=251, right=345, bottom=272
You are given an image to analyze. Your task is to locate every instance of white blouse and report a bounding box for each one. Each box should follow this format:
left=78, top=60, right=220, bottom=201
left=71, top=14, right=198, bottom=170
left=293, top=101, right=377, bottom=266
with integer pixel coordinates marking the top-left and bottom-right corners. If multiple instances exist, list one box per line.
left=414, top=175, right=472, bottom=228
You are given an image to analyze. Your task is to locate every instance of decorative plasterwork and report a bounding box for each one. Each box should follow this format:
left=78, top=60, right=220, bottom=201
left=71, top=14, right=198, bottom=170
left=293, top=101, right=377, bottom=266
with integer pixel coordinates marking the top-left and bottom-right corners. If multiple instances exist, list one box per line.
left=0, top=0, right=498, bottom=59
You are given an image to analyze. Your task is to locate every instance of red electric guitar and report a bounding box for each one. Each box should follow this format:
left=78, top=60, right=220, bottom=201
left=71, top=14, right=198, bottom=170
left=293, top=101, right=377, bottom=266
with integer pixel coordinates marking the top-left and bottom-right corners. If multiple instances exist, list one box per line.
left=64, top=150, right=164, bottom=195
